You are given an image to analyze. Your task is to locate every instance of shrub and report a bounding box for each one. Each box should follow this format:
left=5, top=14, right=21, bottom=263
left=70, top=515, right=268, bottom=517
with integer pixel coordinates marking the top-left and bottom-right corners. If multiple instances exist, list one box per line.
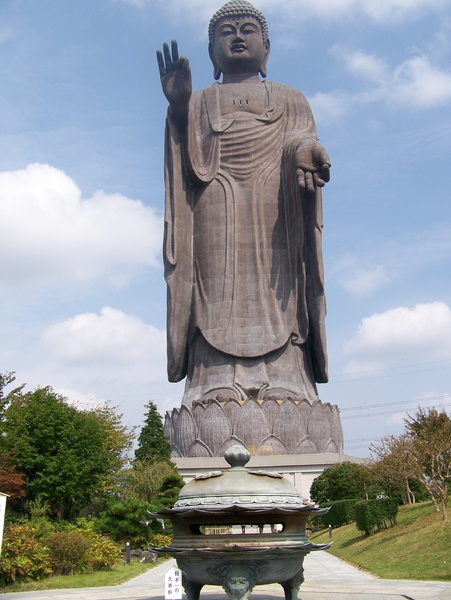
left=0, top=524, right=52, bottom=585
left=147, top=532, right=172, bottom=548
left=46, top=532, right=90, bottom=575
left=55, top=518, right=99, bottom=541
left=354, top=498, right=398, bottom=535
left=84, top=538, right=121, bottom=570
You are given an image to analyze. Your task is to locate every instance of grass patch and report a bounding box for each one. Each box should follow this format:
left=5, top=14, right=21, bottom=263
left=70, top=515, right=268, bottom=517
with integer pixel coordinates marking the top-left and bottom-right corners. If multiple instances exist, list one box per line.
left=1, top=557, right=169, bottom=592
left=311, top=501, right=451, bottom=581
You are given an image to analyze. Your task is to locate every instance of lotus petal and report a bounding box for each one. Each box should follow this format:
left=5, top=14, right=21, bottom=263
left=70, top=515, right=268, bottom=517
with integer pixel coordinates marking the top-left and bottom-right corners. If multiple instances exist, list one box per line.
left=171, top=444, right=183, bottom=458
left=322, top=404, right=343, bottom=451
left=256, top=434, right=287, bottom=455
left=261, top=398, right=280, bottom=431
left=273, top=399, right=306, bottom=452
left=171, top=407, right=180, bottom=430
left=331, top=406, right=344, bottom=451
left=298, top=398, right=312, bottom=429
left=189, top=439, right=213, bottom=458
left=192, top=401, right=206, bottom=430
left=218, top=435, right=248, bottom=456
left=295, top=435, right=318, bottom=454
left=198, top=400, right=232, bottom=456
left=223, top=398, right=242, bottom=430
left=164, top=412, right=174, bottom=445
left=234, top=399, right=270, bottom=451
left=175, top=405, right=197, bottom=456
left=307, top=400, right=331, bottom=452
left=324, top=439, right=339, bottom=453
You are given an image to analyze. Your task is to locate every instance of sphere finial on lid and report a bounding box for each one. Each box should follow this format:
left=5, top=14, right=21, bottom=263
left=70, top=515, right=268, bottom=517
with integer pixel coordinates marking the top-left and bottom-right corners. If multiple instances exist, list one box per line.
left=225, top=444, right=251, bottom=468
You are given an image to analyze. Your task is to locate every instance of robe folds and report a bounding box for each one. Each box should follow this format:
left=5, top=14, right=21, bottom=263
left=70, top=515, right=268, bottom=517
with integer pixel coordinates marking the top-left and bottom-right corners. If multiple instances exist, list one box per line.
left=163, top=80, right=328, bottom=390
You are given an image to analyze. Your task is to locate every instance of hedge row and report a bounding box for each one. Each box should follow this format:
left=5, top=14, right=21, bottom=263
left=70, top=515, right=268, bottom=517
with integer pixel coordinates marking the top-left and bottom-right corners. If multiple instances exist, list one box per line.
left=319, top=499, right=360, bottom=528
left=354, top=498, right=398, bottom=535
left=314, top=497, right=399, bottom=534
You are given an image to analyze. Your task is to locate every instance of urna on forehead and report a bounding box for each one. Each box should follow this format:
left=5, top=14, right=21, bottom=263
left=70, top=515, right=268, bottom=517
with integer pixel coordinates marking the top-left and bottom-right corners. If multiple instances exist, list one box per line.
left=208, top=0, right=269, bottom=44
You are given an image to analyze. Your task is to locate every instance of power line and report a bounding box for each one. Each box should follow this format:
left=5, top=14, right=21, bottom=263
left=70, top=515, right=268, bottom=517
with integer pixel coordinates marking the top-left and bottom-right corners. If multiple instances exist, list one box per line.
left=341, top=393, right=450, bottom=412
left=346, top=437, right=379, bottom=443
left=328, top=359, right=451, bottom=383
left=341, top=402, right=450, bottom=420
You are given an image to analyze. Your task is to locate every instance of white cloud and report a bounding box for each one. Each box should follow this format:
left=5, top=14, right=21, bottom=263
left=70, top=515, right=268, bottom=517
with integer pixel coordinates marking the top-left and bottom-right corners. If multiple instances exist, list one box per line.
left=354, top=0, right=446, bottom=22
left=308, top=91, right=349, bottom=125
left=392, top=56, right=451, bottom=107
left=54, top=387, right=105, bottom=410
left=333, top=48, right=390, bottom=83
left=342, top=360, right=386, bottom=379
left=39, top=307, right=182, bottom=418
left=336, top=256, right=392, bottom=297
left=0, top=163, right=163, bottom=290
left=127, top=0, right=447, bottom=25
left=331, top=47, right=451, bottom=109
left=333, top=226, right=451, bottom=299
left=344, top=302, right=451, bottom=360
left=42, top=307, right=166, bottom=366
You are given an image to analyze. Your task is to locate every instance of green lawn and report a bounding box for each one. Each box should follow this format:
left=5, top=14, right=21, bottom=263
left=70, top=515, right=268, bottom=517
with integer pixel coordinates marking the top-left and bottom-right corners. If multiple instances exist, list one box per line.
left=1, top=558, right=169, bottom=593
left=310, top=501, right=451, bottom=581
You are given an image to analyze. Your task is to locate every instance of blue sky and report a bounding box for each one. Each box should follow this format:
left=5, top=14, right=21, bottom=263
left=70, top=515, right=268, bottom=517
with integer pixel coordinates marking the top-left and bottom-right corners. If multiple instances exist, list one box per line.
left=1, top=0, right=450, bottom=458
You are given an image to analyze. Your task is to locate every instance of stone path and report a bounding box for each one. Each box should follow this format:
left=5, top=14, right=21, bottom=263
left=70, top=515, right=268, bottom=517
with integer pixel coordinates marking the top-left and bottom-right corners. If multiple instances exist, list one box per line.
left=1, top=551, right=450, bottom=600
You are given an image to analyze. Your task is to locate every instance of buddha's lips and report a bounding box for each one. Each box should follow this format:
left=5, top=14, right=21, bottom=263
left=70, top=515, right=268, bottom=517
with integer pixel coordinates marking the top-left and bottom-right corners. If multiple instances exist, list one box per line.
left=231, top=43, right=247, bottom=52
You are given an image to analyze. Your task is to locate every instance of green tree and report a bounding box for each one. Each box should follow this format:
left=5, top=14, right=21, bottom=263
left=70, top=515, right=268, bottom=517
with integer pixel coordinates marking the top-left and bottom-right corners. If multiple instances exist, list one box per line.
left=0, top=372, right=24, bottom=429
left=156, top=472, right=184, bottom=509
left=310, top=462, right=374, bottom=504
left=95, top=499, right=155, bottom=547
left=0, top=375, right=27, bottom=503
left=134, top=401, right=171, bottom=462
left=367, top=438, right=428, bottom=505
left=372, top=407, right=451, bottom=521
left=1, top=386, right=134, bottom=519
left=123, top=460, right=179, bottom=503
left=0, top=372, right=13, bottom=424
left=405, top=407, right=451, bottom=520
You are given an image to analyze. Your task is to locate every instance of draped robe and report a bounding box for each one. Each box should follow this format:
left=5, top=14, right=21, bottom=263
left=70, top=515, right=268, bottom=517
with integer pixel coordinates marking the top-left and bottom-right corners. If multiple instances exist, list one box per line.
left=163, top=80, right=328, bottom=403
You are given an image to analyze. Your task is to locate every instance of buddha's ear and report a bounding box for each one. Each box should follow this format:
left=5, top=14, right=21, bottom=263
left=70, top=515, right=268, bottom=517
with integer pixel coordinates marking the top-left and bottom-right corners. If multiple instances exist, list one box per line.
left=209, top=42, right=222, bottom=80
left=259, top=39, right=270, bottom=78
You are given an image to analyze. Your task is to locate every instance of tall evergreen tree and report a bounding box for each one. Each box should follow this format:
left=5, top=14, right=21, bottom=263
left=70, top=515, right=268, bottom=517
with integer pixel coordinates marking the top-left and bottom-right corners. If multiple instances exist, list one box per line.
left=135, top=401, right=171, bottom=462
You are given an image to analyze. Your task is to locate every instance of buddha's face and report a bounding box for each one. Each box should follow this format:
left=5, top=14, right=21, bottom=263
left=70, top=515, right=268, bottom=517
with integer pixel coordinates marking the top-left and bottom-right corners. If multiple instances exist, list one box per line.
left=210, top=16, right=269, bottom=76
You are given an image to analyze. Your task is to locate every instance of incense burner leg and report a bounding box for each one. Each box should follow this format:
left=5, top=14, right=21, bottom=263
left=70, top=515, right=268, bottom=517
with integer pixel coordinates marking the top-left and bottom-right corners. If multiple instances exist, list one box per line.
left=281, top=565, right=305, bottom=600
left=182, top=574, right=204, bottom=600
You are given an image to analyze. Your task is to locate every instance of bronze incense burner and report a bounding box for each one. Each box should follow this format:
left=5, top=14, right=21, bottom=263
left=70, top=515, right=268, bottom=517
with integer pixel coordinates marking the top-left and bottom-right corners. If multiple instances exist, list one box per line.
left=149, top=445, right=329, bottom=600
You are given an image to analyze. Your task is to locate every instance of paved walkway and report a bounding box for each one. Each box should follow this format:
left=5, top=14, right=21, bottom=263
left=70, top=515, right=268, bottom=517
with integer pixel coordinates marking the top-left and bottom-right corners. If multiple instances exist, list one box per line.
left=1, top=551, right=450, bottom=600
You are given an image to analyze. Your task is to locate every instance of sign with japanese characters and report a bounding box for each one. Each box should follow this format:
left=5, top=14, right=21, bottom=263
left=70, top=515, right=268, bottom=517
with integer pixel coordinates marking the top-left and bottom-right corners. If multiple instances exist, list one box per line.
left=0, top=493, right=9, bottom=556
left=165, top=565, right=182, bottom=600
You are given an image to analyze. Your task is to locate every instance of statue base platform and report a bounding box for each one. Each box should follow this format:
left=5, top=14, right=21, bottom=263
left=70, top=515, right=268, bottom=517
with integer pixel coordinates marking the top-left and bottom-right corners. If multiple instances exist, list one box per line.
left=164, top=396, right=344, bottom=458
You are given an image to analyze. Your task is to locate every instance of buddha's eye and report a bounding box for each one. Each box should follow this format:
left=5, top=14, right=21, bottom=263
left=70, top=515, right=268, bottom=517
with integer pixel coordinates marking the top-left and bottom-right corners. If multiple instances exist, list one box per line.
left=219, top=27, right=235, bottom=36
left=241, top=24, right=259, bottom=35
